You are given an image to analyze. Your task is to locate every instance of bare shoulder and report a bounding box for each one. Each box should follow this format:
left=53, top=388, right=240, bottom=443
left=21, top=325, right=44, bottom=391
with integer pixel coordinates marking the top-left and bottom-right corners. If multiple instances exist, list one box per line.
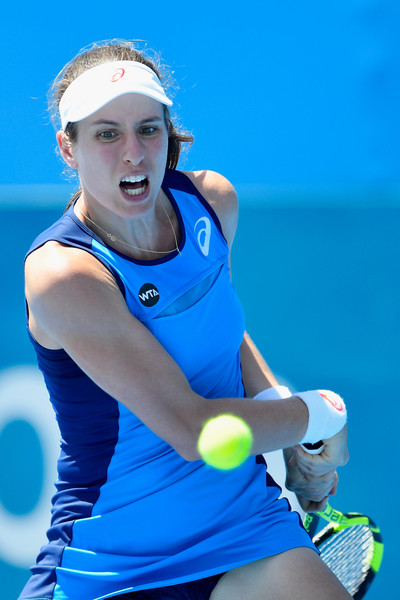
left=25, top=241, right=117, bottom=298
left=25, top=242, right=122, bottom=347
left=183, top=170, right=239, bottom=248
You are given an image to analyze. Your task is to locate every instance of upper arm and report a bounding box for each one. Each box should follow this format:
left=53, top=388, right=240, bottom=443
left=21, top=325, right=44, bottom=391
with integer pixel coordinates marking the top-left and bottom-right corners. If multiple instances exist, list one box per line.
left=25, top=243, right=202, bottom=458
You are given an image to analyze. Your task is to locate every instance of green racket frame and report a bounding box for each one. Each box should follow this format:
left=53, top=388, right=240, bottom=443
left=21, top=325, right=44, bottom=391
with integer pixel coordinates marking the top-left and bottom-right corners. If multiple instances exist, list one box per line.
left=304, top=504, right=383, bottom=599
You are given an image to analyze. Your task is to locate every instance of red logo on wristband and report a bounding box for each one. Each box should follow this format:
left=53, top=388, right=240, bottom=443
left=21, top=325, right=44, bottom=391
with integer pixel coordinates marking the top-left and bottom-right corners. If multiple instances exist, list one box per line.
left=320, top=392, right=344, bottom=411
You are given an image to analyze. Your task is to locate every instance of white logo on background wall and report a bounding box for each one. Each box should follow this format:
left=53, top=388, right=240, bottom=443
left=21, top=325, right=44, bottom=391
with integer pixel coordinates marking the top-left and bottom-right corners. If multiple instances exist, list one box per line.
left=0, top=366, right=59, bottom=568
left=194, top=217, right=211, bottom=256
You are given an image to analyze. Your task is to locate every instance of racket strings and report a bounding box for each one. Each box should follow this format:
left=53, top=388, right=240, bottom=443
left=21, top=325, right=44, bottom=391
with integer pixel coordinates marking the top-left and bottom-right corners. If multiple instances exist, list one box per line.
left=317, top=524, right=374, bottom=596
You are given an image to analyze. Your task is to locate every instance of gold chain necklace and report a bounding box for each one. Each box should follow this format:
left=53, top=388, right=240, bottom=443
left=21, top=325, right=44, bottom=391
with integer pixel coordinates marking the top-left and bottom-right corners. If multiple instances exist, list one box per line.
left=76, top=198, right=181, bottom=255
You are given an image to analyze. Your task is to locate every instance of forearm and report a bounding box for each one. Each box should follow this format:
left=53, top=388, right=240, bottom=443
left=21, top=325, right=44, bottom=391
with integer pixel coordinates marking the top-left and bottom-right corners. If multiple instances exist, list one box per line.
left=240, top=331, right=279, bottom=396
left=192, top=393, right=308, bottom=459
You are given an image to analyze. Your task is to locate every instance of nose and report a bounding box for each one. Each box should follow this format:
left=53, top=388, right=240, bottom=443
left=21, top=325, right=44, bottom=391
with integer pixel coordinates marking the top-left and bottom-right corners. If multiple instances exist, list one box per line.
left=122, top=131, right=144, bottom=166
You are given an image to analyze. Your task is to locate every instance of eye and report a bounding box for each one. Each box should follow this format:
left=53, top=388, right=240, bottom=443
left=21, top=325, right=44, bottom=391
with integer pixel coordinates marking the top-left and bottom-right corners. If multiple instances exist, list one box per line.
left=139, top=126, right=158, bottom=136
left=97, top=130, right=117, bottom=140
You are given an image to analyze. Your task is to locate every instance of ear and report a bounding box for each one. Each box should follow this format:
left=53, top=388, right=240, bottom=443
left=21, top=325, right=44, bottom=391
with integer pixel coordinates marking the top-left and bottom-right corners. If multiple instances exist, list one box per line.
left=56, top=130, right=78, bottom=170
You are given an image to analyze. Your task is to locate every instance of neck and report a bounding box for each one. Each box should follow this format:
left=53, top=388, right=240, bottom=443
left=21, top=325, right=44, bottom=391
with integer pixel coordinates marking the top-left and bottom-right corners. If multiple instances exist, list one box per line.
left=75, top=196, right=180, bottom=258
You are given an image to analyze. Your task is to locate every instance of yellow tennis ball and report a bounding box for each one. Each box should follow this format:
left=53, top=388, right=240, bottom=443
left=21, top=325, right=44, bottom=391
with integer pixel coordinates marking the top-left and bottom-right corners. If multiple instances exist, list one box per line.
left=197, top=414, right=253, bottom=470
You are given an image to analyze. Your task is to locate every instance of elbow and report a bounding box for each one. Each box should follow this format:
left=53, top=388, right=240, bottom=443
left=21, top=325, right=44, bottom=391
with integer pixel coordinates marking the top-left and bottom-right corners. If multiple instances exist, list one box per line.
left=170, top=426, right=202, bottom=462
left=176, top=444, right=201, bottom=462
left=152, top=392, right=209, bottom=462
left=167, top=406, right=205, bottom=462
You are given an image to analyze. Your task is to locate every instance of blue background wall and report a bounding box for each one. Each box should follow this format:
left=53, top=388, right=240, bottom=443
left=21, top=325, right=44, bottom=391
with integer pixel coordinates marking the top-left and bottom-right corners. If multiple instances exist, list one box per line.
left=1, top=1, right=398, bottom=598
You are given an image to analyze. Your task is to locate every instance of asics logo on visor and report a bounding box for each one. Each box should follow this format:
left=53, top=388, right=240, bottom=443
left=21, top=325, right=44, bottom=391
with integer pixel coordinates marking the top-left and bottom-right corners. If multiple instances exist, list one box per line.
left=111, top=68, right=125, bottom=82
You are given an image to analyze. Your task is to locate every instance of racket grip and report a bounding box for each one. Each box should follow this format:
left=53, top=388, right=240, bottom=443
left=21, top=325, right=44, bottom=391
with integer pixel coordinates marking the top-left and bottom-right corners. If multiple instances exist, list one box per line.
left=305, top=512, right=321, bottom=539
left=301, top=441, right=324, bottom=454
left=300, top=443, right=325, bottom=538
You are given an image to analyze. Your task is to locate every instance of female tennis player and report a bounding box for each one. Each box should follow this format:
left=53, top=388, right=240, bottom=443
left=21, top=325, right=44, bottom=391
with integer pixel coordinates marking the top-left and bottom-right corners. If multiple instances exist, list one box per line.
left=20, top=40, right=352, bottom=600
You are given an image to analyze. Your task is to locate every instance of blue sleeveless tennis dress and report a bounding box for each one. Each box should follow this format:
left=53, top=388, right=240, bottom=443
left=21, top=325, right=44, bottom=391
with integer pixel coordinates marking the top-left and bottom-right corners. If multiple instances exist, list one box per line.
left=20, top=170, right=315, bottom=600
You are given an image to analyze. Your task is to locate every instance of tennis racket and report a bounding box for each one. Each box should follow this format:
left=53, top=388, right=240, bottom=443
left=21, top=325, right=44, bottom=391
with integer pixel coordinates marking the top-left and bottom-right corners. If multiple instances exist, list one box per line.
left=304, top=503, right=384, bottom=599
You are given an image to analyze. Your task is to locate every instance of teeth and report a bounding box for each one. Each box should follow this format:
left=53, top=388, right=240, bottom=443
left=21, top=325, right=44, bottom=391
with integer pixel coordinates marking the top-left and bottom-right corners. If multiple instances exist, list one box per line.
left=121, top=174, right=147, bottom=183
left=124, top=185, right=147, bottom=196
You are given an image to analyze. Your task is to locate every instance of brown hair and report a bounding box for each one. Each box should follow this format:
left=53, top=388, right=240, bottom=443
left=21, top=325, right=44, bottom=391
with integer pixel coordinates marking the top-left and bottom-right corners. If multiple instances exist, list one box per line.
left=48, top=39, right=193, bottom=208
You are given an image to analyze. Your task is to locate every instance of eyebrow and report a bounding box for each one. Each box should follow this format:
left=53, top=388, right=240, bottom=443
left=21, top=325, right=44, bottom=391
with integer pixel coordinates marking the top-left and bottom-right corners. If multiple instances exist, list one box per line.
left=90, top=116, right=164, bottom=127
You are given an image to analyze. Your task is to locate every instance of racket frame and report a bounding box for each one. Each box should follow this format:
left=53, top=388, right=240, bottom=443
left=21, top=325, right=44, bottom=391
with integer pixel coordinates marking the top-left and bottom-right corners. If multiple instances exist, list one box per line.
left=304, top=504, right=384, bottom=599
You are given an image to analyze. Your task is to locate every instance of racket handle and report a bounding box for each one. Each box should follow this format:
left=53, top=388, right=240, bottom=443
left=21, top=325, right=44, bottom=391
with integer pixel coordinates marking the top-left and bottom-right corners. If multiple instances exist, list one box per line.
left=301, top=442, right=324, bottom=540
left=304, top=512, right=321, bottom=539
left=301, top=441, right=324, bottom=454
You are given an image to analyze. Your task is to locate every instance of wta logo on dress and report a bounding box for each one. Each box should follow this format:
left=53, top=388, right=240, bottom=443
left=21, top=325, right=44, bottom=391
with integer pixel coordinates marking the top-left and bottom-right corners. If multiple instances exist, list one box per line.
left=194, top=217, right=211, bottom=256
left=138, top=283, right=160, bottom=307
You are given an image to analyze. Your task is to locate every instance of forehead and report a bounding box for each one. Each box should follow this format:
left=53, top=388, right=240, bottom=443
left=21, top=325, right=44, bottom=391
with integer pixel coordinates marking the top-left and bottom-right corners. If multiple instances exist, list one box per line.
left=85, top=93, right=165, bottom=125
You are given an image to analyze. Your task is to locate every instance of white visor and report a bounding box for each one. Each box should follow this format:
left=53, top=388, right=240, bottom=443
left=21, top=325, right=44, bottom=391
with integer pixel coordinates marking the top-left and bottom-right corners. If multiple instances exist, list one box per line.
left=59, top=60, right=173, bottom=130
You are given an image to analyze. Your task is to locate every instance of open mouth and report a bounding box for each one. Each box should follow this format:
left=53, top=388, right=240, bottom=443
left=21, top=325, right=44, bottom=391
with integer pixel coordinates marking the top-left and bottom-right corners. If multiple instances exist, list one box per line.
left=120, top=174, right=149, bottom=196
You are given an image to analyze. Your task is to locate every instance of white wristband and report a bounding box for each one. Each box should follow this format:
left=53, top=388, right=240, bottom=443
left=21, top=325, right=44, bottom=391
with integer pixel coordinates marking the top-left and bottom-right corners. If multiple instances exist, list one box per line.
left=253, top=385, right=292, bottom=400
left=296, top=390, right=347, bottom=444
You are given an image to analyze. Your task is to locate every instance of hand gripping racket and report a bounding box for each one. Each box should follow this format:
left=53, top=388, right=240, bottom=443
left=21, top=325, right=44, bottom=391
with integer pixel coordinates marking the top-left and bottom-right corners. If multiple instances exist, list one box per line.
left=304, top=499, right=383, bottom=598
left=300, top=441, right=383, bottom=598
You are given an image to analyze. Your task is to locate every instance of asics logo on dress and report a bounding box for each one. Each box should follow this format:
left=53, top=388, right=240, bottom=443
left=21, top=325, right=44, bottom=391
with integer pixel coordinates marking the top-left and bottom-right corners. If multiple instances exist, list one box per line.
left=194, top=217, right=211, bottom=256
left=138, top=283, right=160, bottom=307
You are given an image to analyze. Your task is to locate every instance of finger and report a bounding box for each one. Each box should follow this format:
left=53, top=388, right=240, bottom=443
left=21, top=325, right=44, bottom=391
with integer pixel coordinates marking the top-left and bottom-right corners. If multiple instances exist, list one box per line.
left=321, top=426, right=349, bottom=466
left=302, top=468, right=336, bottom=482
left=295, top=474, right=337, bottom=498
left=328, top=472, right=339, bottom=496
left=312, top=496, right=329, bottom=512
left=297, top=459, right=337, bottom=479
left=288, top=477, right=336, bottom=501
left=299, top=484, right=335, bottom=501
left=292, top=446, right=329, bottom=474
left=301, top=495, right=329, bottom=513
